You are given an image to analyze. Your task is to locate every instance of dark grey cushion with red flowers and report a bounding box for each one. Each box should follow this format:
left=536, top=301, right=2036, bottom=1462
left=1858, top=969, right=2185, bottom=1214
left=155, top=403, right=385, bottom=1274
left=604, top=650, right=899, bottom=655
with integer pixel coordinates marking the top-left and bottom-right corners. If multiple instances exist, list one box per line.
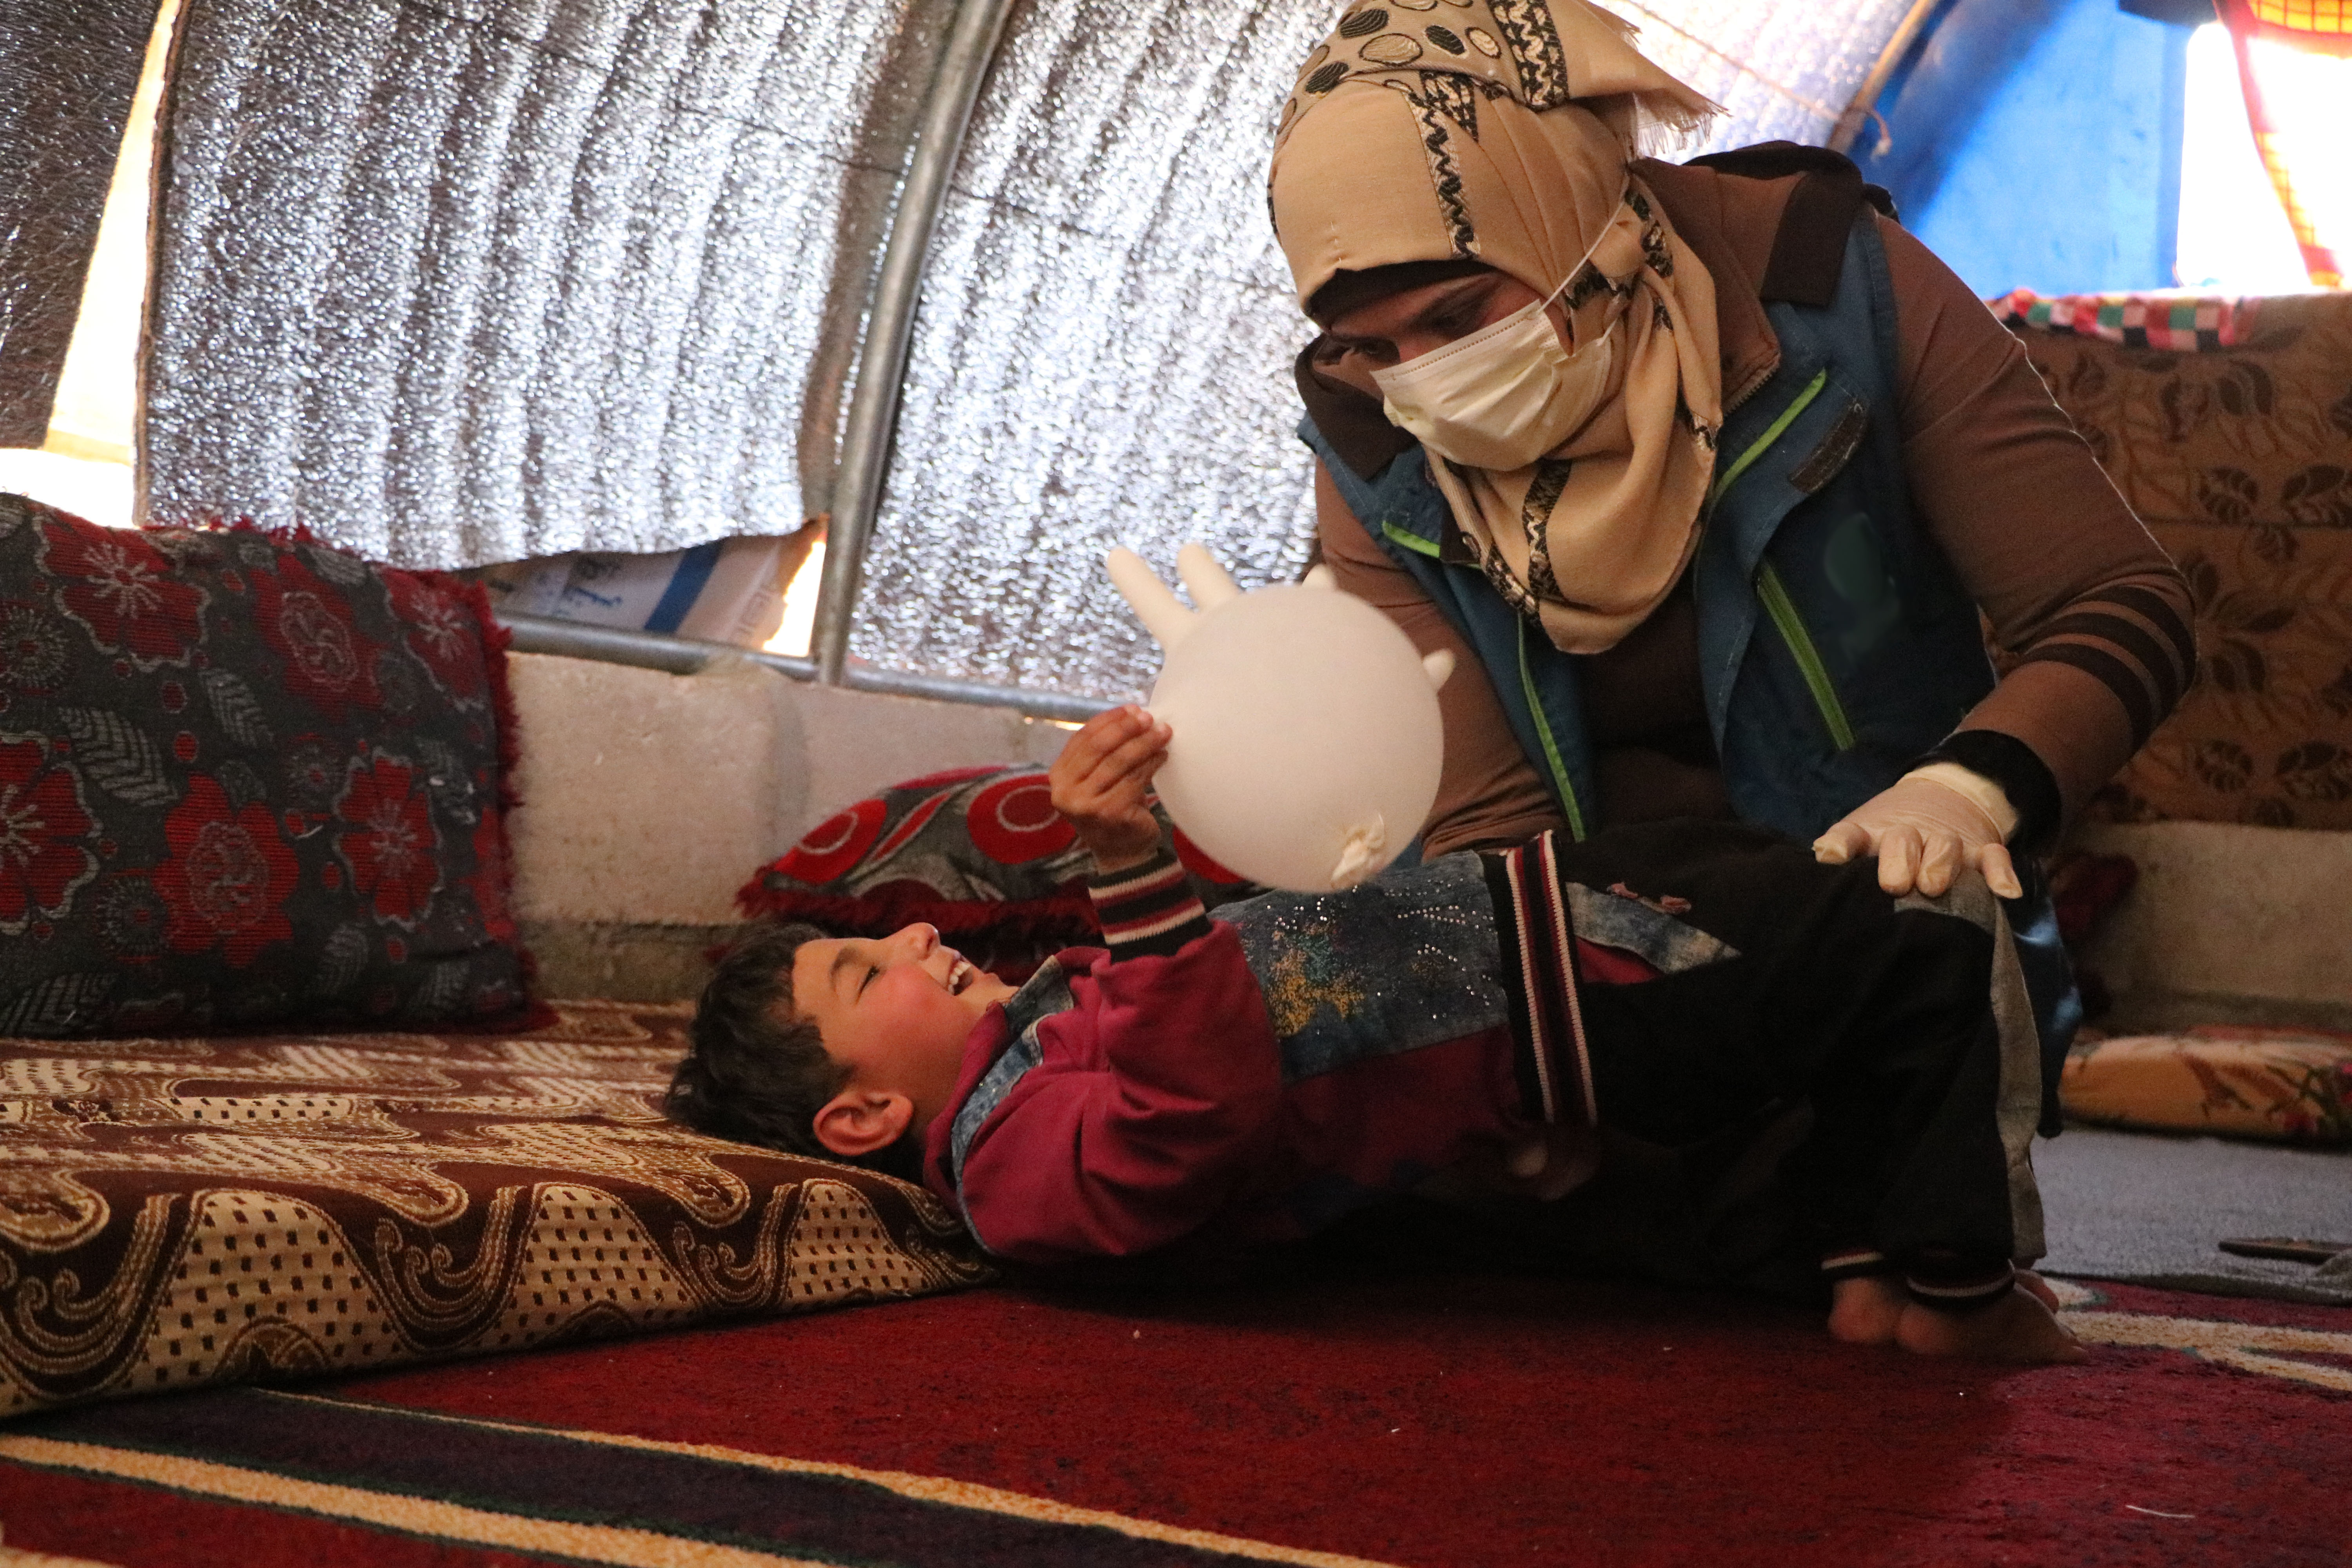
left=0, top=494, right=529, bottom=1034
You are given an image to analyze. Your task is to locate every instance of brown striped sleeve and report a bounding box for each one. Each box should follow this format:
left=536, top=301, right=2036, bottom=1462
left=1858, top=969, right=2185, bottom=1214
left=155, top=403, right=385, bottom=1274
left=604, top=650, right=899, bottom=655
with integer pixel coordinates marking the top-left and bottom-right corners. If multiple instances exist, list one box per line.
left=1878, top=215, right=2197, bottom=823
left=1087, top=849, right=1211, bottom=958
left=2007, top=580, right=2198, bottom=750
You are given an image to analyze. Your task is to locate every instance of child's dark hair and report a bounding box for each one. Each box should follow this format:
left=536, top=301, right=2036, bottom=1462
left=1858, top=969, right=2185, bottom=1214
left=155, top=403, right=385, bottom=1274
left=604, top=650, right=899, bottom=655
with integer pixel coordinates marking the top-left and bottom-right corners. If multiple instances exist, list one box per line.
left=666, top=922, right=859, bottom=1163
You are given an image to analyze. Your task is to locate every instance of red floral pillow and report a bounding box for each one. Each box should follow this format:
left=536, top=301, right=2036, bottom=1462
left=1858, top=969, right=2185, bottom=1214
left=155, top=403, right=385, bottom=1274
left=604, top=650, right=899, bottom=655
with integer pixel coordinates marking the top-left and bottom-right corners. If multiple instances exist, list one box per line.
left=0, top=495, right=530, bottom=1034
left=737, top=764, right=1254, bottom=980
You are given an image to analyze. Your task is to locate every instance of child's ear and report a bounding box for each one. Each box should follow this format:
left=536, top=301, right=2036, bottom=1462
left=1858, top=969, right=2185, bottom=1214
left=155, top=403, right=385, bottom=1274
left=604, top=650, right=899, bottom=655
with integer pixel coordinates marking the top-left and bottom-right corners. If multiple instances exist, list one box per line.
left=812, top=1089, right=914, bottom=1158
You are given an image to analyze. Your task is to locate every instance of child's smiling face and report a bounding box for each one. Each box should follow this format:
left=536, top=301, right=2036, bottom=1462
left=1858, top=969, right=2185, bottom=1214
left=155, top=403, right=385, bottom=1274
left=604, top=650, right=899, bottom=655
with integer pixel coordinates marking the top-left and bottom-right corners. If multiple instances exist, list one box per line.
left=792, top=923, right=1016, bottom=1141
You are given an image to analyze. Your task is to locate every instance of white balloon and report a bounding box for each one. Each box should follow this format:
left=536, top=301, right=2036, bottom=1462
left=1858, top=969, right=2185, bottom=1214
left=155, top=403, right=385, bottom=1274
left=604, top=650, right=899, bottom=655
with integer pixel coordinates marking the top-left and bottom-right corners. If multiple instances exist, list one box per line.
left=1105, top=546, right=1448, bottom=893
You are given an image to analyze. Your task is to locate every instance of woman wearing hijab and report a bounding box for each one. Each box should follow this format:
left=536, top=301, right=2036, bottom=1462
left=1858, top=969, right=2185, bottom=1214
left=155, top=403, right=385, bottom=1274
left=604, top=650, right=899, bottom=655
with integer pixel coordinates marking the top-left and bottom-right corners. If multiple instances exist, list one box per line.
left=1268, top=0, right=2193, bottom=1106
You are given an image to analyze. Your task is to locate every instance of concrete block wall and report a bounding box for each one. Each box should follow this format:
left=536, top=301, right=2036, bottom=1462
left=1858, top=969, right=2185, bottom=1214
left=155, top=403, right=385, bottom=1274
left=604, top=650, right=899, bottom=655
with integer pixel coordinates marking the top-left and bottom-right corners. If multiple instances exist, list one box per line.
left=503, top=651, right=2352, bottom=1029
left=2068, top=820, right=2352, bottom=1034
left=505, top=653, right=1071, bottom=1000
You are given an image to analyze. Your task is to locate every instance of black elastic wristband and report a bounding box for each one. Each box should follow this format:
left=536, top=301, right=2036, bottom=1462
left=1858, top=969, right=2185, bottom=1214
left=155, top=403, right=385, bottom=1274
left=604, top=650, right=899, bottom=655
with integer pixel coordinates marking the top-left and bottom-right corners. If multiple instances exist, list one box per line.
left=1910, top=729, right=2063, bottom=855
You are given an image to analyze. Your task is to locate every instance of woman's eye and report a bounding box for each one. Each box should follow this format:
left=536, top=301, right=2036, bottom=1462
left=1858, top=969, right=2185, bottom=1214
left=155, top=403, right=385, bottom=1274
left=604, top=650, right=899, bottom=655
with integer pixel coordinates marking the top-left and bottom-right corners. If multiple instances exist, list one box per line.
left=1431, top=301, right=1483, bottom=336
left=858, top=966, right=878, bottom=996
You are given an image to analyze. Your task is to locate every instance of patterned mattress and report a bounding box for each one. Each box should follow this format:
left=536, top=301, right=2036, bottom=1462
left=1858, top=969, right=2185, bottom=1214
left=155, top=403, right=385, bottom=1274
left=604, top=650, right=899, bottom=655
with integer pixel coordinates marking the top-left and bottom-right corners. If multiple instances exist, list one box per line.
left=0, top=1002, right=991, bottom=1416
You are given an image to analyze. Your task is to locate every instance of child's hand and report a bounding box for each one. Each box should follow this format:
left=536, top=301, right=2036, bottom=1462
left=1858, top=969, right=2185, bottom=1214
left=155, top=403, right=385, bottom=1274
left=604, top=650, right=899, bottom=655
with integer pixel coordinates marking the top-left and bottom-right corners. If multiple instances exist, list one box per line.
left=1050, top=705, right=1172, bottom=873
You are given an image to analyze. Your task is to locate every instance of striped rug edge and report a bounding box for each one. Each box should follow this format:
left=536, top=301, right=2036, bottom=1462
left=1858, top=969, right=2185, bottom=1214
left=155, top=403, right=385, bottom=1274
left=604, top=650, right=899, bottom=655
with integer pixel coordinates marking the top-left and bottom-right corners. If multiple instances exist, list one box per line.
left=3, top=1389, right=1410, bottom=1568
left=261, top=1392, right=1409, bottom=1568
left=0, top=1434, right=821, bottom=1568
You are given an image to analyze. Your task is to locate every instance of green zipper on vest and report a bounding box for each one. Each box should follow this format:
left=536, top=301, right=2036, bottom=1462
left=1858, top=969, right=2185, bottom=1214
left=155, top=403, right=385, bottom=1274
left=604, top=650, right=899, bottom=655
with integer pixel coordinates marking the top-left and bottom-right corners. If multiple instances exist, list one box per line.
left=1755, top=559, right=1857, bottom=751
left=1707, top=368, right=1828, bottom=513
left=1705, top=367, right=1853, bottom=753
left=1381, top=520, right=1442, bottom=558
left=1383, top=516, right=1581, bottom=833
left=1518, top=619, right=1587, bottom=840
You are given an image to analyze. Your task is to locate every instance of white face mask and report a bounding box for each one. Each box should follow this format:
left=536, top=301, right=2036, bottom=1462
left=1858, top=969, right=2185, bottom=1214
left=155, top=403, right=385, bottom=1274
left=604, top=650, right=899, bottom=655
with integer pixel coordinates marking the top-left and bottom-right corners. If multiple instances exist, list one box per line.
left=1372, top=214, right=1624, bottom=472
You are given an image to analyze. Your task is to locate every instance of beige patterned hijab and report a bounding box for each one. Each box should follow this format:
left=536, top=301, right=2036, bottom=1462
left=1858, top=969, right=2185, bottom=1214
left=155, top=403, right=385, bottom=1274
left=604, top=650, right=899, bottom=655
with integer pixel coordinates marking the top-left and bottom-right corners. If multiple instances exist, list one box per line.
left=1269, top=0, right=1726, bottom=655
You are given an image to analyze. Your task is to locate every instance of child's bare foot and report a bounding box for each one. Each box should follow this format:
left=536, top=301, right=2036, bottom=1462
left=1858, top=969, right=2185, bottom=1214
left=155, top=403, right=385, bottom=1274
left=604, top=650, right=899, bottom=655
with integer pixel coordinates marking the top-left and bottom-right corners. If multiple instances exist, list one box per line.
left=1827, top=1276, right=1907, bottom=1345
left=2015, top=1269, right=2060, bottom=1310
left=1895, top=1285, right=2087, bottom=1364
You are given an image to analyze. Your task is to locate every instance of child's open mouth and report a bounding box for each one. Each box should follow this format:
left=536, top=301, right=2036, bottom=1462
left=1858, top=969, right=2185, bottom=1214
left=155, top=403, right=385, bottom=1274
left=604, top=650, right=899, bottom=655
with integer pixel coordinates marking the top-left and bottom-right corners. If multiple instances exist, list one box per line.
left=946, top=956, right=975, bottom=995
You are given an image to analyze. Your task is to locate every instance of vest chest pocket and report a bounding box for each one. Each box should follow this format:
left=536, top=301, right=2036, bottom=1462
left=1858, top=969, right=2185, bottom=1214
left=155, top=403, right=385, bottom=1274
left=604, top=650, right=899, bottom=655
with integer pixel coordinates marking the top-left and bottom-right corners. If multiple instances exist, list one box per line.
left=1789, top=399, right=1870, bottom=495
left=1750, top=394, right=1895, bottom=755
left=1711, top=377, right=1871, bottom=757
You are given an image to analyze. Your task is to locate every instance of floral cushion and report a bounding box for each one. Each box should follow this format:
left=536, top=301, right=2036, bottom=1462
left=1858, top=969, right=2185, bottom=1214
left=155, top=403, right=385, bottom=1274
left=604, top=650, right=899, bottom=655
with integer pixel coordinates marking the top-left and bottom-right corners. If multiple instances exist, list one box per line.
left=738, top=764, right=1254, bottom=980
left=0, top=495, right=529, bottom=1034
left=2002, top=291, right=2352, bottom=829
left=2060, top=1026, right=2352, bottom=1145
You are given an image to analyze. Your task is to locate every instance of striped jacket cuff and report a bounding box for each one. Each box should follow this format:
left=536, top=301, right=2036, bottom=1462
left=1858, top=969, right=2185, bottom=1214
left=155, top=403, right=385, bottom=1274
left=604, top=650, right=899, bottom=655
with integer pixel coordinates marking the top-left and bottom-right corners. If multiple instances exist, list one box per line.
left=1819, top=1247, right=1895, bottom=1283
left=1904, top=1259, right=2016, bottom=1315
left=1088, top=849, right=1210, bottom=958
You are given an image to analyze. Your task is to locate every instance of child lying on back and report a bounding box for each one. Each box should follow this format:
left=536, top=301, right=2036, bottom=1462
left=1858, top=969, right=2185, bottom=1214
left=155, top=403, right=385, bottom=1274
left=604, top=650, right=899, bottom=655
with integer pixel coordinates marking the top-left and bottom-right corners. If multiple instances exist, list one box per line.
left=668, top=707, right=2081, bottom=1363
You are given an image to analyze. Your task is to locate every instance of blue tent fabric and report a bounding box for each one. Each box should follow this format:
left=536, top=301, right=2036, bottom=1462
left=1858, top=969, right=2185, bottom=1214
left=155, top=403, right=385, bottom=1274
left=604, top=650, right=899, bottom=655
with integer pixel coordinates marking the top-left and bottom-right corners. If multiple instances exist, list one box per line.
left=1855, top=0, right=2193, bottom=298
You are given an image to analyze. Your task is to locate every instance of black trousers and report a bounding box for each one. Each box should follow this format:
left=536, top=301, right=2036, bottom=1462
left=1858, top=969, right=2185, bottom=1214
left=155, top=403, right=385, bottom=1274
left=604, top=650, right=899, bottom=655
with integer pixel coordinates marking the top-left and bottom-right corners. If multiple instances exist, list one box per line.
left=1468, top=820, right=2042, bottom=1304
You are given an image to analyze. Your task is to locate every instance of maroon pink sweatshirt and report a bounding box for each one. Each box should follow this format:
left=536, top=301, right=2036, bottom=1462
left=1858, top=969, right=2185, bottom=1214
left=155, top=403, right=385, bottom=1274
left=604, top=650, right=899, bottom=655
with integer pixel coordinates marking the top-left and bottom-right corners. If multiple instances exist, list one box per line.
left=918, top=842, right=1616, bottom=1265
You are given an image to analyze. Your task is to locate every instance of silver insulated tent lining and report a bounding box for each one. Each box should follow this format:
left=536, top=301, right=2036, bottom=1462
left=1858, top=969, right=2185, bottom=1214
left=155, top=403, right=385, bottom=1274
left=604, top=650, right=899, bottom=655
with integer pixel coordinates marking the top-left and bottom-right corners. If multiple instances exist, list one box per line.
left=0, top=0, right=161, bottom=446
left=144, top=0, right=955, bottom=568
left=848, top=0, right=1337, bottom=697
left=137, top=0, right=1921, bottom=700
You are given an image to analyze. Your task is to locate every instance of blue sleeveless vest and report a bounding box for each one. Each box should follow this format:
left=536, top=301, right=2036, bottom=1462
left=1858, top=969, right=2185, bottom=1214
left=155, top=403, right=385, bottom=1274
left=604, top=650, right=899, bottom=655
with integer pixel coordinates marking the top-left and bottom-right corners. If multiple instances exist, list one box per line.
left=1300, top=216, right=2078, bottom=1118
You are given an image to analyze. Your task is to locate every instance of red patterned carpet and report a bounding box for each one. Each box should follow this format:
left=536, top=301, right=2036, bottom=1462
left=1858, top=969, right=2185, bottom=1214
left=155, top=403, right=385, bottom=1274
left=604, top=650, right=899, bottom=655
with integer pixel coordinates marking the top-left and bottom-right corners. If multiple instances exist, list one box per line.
left=3, top=1269, right=2345, bottom=1568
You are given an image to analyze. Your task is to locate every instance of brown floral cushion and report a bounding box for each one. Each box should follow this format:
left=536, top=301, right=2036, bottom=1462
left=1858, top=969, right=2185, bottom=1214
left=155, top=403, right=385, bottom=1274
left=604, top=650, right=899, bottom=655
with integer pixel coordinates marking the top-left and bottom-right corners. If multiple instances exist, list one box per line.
left=2004, top=293, right=2352, bottom=829
left=0, top=495, right=529, bottom=1033
left=0, top=1001, right=990, bottom=1414
left=2061, top=1026, right=2352, bottom=1144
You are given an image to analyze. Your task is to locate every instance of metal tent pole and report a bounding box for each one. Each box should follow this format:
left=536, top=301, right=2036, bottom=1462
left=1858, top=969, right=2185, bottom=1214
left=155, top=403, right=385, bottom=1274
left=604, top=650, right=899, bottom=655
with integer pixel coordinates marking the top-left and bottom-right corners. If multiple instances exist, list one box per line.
left=1828, top=0, right=1946, bottom=156
left=810, top=0, right=1022, bottom=687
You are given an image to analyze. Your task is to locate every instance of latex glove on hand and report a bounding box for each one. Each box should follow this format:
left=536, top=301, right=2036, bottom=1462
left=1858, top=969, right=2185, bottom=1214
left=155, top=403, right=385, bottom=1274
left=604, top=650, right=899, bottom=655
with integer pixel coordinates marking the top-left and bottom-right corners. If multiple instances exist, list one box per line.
left=1811, top=762, right=2025, bottom=900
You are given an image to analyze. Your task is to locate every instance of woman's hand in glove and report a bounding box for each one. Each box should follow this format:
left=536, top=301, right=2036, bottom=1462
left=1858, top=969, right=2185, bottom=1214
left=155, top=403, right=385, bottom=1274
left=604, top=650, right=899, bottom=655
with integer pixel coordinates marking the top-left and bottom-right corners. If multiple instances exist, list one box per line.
left=1811, top=764, right=2025, bottom=900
